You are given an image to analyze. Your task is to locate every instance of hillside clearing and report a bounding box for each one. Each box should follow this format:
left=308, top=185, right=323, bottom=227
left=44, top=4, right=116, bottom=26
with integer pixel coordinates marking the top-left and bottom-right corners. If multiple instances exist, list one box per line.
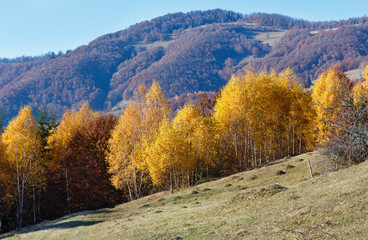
left=1, top=150, right=367, bottom=239
left=310, top=27, right=339, bottom=35
left=251, top=29, right=287, bottom=47
left=133, top=37, right=175, bottom=50
left=345, top=68, right=365, bottom=81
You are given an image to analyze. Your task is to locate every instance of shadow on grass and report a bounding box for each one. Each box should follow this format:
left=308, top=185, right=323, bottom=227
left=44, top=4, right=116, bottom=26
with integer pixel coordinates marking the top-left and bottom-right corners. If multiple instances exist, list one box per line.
left=59, top=209, right=113, bottom=220
left=0, top=209, right=114, bottom=239
left=39, top=220, right=104, bottom=230
left=0, top=214, right=108, bottom=239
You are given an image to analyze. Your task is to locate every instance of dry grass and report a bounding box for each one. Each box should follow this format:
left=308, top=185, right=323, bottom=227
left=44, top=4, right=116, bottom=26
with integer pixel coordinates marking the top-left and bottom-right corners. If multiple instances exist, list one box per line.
left=345, top=68, right=364, bottom=81
left=239, top=29, right=287, bottom=65
left=132, top=34, right=175, bottom=50
left=312, top=68, right=364, bottom=85
left=251, top=30, right=287, bottom=47
left=309, top=27, right=339, bottom=35
left=2, top=150, right=368, bottom=240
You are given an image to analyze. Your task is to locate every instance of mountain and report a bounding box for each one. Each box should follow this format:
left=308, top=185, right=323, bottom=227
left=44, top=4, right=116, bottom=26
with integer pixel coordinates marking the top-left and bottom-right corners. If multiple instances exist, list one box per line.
left=0, top=9, right=368, bottom=121
left=2, top=151, right=367, bottom=239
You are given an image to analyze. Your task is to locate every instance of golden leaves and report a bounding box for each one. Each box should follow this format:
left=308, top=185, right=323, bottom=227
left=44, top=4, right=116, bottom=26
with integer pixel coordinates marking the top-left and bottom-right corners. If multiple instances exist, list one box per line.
left=3, top=106, right=42, bottom=168
left=47, top=102, right=95, bottom=162
left=311, top=67, right=351, bottom=143
left=147, top=103, right=217, bottom=188
left=107, top=81, right=170, bottom=198
left=214, top=69, right=316, bottom=170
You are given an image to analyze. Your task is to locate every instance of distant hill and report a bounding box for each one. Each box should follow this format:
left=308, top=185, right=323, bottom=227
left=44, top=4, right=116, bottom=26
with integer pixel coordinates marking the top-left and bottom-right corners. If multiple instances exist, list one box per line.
left=2, top=151, right=367, bottom=239
left=0, top=9, right=368, bottom=121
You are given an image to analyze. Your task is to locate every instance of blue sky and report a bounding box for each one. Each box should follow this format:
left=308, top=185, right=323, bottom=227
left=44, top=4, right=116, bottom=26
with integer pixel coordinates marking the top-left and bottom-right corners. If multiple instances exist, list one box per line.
left=0, top=0, right=367, bottom=58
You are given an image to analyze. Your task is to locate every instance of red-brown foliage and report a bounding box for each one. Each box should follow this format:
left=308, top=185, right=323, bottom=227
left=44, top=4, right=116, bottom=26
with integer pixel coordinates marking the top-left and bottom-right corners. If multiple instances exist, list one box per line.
left=42, top=114, right=125, bottom=219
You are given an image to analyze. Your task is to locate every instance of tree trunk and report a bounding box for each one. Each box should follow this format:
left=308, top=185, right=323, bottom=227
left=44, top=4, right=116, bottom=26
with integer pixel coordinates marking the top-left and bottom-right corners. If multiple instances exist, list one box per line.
left=244, top=133, right=247, bottom=169
left=125, top=174, right=133, bottom=201
left=239, top=133, right=243, bottom=171
left=0, top=208, right=2, bottom=233
left=33, top=186, right=36, bottom=224
left=292, top=123, right=295, bottom=156
left=65, top=169, right=71, bottom=215
left=169, top=144, right=173, bottom=193
left=132, top=164, right=139, bottom=200
left=16, top=168, right=25, bottom=230
left=138, top=171, right=144, bottom=198
left=16, top=164, right=20, bottom=230
left=37, top=187, right=41, bottom=222
left=206, top=145, right=209, bottom=177
left=253, top=140, right=257, bottom=167
left=18, top=179, right=25, bottom=230
left=287, top=130, right=290, bottom=156
left=169, top=171, right=173, bottom=193
left=233, top=133, right=238, bottom=171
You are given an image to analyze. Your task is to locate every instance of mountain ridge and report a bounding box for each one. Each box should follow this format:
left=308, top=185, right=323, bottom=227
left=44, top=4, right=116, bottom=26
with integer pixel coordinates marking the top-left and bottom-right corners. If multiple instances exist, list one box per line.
left=0, top=9, right=368, bottom=121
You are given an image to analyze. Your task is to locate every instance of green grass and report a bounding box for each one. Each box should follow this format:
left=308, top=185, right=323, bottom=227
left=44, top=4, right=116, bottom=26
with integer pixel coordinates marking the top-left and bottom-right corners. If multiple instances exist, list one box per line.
left=2, top=150, right=368, bottom=239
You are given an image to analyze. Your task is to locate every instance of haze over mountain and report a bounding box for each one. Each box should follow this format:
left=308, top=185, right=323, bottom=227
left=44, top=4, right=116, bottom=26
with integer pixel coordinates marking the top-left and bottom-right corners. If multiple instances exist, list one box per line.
left=0, top=9, right=368, bottom=121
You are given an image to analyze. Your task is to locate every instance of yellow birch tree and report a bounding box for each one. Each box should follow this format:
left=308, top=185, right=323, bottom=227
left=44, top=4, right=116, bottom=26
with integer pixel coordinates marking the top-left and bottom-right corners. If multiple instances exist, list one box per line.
left=311, top=66, right=351, bottom=143
left=147, top=117, right=178, bottom=192
left=107, top=81, right=170, bottom=200
left=3, top=106, right=43, bottom=229
left=214, top=69, right=316, bottom=172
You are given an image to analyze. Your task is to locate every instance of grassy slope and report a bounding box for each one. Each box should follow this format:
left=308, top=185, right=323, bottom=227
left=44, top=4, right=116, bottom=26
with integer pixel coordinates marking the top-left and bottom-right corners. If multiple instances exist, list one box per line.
left=346, top=68, right=365, bottom=81
left=2, top=151, right=368, bottom=240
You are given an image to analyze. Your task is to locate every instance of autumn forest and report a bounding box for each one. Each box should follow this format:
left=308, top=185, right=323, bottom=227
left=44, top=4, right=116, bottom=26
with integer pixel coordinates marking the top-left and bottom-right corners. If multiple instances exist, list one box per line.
left=0, top=64, right=368, bottom=233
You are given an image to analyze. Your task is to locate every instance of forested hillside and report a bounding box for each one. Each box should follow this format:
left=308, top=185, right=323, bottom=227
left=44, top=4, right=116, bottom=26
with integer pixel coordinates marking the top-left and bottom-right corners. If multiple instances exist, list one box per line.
left=0, top=9, right=368, bottom=121
left=245, top=25, right=368, bottom=80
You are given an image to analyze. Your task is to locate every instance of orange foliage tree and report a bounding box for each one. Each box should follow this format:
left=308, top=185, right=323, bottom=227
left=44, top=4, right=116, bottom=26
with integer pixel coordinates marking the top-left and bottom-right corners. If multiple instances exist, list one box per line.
left=46, top=102, right=95, bottom=215
left=62, top=113, right=124, bottom=211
